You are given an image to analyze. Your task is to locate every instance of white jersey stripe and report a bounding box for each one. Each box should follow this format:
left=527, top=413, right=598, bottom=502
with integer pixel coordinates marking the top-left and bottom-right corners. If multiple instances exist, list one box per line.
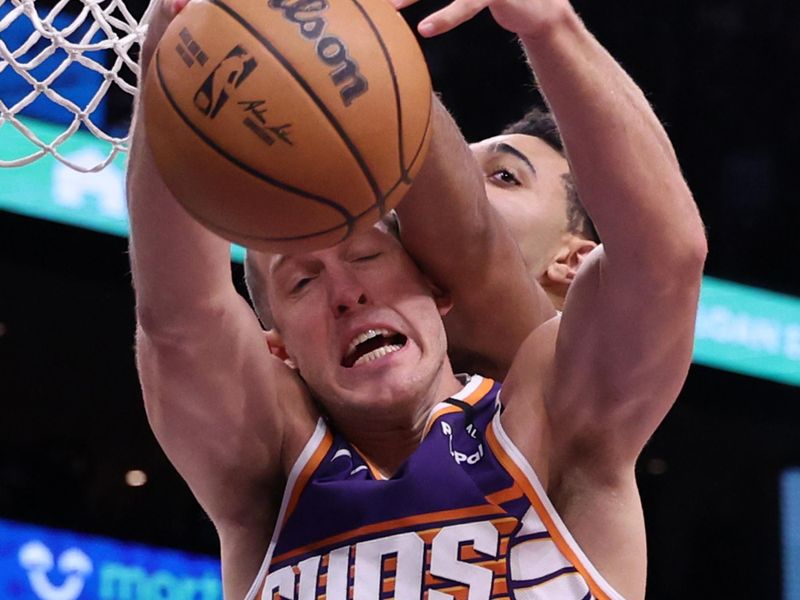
left=491, top=410, right=627, bottom=600
left=243, top=418, right=329, bottom=600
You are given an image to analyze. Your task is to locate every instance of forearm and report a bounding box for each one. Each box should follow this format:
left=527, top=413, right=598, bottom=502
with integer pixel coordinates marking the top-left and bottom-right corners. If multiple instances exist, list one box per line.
left=397, top=96, right=554, bottom=375
left=396, top=99, right=491, bottom=283
left=127, top=99, right=238, bottom=331
left=523, top=13, right=706, bottom=274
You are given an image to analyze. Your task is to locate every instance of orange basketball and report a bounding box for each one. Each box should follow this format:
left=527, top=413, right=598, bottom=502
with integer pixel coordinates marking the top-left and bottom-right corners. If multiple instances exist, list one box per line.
left=143, top=0, right=432, bottom=253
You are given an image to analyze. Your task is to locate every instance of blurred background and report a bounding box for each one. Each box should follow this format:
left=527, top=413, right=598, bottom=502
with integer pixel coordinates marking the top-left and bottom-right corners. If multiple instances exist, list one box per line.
left=1, top=0, right=799, bottom=598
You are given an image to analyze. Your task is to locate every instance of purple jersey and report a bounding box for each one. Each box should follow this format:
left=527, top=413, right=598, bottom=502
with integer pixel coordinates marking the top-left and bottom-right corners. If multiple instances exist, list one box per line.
left=245, top=375, right=625, bottom=600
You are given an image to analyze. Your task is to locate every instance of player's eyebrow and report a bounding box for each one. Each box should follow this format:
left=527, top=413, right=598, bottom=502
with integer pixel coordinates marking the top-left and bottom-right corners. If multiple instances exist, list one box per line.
left=270, top=254, right=290, bottom=278
left=489, top=142, right=537, bottom=178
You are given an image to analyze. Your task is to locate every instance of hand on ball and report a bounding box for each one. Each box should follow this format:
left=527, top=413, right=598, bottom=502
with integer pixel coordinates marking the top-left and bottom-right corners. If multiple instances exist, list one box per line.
left=140, top=0, right=190, bottom=74
left=391, top=0, right=575, bottom=41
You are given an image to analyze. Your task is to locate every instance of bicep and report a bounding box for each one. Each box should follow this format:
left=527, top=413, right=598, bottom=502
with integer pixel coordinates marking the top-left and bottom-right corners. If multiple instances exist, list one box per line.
left=548, top=246, right=701, bottom=463
left=135, top=294, right=314, bottom=523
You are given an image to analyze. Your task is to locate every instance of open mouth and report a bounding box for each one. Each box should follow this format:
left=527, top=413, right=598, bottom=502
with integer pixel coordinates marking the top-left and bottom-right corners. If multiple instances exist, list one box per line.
left=342, top=328, right=408, bottom=368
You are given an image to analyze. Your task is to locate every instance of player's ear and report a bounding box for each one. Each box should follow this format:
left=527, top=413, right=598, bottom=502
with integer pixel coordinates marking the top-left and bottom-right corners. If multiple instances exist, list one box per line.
left=435, top=290, right=454, bottom=317
left=425, top=277, right=454, bottom=317
left=541, top=238, right=597, bottom=287
left=264, top=329, right=296, bottom=369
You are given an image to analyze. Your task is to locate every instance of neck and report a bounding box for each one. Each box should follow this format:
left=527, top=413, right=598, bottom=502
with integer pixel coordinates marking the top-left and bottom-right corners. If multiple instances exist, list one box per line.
left=326, top=368, right=463, bottom=477
left=349, top=427, right=427, bottom=478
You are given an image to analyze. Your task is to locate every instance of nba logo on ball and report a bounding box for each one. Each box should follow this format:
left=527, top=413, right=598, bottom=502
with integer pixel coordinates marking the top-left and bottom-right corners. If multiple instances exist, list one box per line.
left=194, top=45, right=259, bottom=119
left=144, top=0, right=432, bottom=253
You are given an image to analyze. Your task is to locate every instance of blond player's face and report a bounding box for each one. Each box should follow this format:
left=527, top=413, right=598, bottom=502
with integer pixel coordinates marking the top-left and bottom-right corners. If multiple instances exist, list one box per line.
left=266, top=225, right=451, bottom=413
left=470, top=134, right=573, bottom=278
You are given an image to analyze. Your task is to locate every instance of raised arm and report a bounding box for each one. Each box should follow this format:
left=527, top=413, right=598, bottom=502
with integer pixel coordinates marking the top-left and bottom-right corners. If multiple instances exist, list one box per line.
left=514, top=5, right=706, bottom=465
left=396, top=99, right=555, bottom=380
left=127, top=0, right=314, bottom=559
left=407, top=4, right=706, bottom=596
left=512, top=12, right=706, bottom=596
left=414, top=0, right=706, bottom=463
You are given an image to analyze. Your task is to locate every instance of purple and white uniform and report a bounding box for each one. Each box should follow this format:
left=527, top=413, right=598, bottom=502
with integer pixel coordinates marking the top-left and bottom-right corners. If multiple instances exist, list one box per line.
left=245, top=375, right=625, bottom=600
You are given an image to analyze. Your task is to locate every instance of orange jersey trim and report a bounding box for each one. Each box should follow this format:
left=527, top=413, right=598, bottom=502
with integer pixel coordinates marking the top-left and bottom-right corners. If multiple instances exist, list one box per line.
left=484, top=482, right=524, bottom=507
left=350, top=442, right=387, bottom=480
left=282, top=427, right=334, bottom=525
left=423, top=376, right=495, bottom=437
left=271, top=503, right=506, bottom=565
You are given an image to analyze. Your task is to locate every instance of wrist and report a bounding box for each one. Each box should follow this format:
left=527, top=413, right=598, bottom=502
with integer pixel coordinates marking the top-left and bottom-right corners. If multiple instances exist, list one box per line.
left=516, top=6, right=582, bottom=49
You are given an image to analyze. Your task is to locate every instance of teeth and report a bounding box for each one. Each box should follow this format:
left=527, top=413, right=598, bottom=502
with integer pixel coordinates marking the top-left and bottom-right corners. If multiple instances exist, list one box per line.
left=346, top=328, right=391, bottom=357
left=352, top=344, right=403, bottom=367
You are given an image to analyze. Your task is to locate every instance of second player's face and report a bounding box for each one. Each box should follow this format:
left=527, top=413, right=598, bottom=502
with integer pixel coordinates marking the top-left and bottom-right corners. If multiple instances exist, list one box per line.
left=470, top=134, right=573, bottom=278
left=266, top=225, right=452, bottom=418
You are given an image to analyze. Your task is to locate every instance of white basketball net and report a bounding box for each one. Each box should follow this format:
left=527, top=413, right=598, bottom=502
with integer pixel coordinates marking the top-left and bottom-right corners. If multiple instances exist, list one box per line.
left=0, top=0, right=155, bottom=172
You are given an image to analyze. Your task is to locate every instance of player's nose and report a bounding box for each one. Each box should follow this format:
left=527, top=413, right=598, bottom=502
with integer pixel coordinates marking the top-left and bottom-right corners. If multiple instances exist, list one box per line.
left=326, top=268, right=368, bottom=317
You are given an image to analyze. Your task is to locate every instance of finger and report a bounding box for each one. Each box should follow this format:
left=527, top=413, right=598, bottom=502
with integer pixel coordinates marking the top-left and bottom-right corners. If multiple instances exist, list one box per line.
left=417, top=0, right=489, bottom=37
left=389, top=0, right=420, bottom=10
left=140, top=0, right=188, bottom=72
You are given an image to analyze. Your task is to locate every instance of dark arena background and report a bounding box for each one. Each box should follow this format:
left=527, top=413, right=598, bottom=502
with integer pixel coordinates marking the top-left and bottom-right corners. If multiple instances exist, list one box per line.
left=1, top=0, right=799, bottom=598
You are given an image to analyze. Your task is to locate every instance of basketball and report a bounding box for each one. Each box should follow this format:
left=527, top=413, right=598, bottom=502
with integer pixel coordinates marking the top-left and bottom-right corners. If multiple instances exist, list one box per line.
left=142, top=0, right=432, bottom=253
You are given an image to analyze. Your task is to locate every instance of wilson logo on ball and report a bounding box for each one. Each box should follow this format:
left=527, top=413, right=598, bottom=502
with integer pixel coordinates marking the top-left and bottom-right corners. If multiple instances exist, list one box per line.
left=194, top=45, right=258, bottom=118
left=267, top=0, right=368, bottom=106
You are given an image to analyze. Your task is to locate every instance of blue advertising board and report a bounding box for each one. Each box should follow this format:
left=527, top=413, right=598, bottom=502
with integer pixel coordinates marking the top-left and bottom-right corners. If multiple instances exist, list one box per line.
left=784, top=469, right=800, bottom=600
left=0, top=519, right=221, bottom=600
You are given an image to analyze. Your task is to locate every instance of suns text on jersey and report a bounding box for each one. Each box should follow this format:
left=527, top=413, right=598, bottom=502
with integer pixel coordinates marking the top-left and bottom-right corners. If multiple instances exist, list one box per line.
left=261, top=517, right=518, bottom=599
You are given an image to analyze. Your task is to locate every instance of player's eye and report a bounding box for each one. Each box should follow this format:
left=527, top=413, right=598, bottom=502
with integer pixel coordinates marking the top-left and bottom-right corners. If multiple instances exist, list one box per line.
left=353, top=252, right=381, bottom=262
left=488, top=168, right=521, bottom=186
left=291, top=276, right=314, bottom=293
